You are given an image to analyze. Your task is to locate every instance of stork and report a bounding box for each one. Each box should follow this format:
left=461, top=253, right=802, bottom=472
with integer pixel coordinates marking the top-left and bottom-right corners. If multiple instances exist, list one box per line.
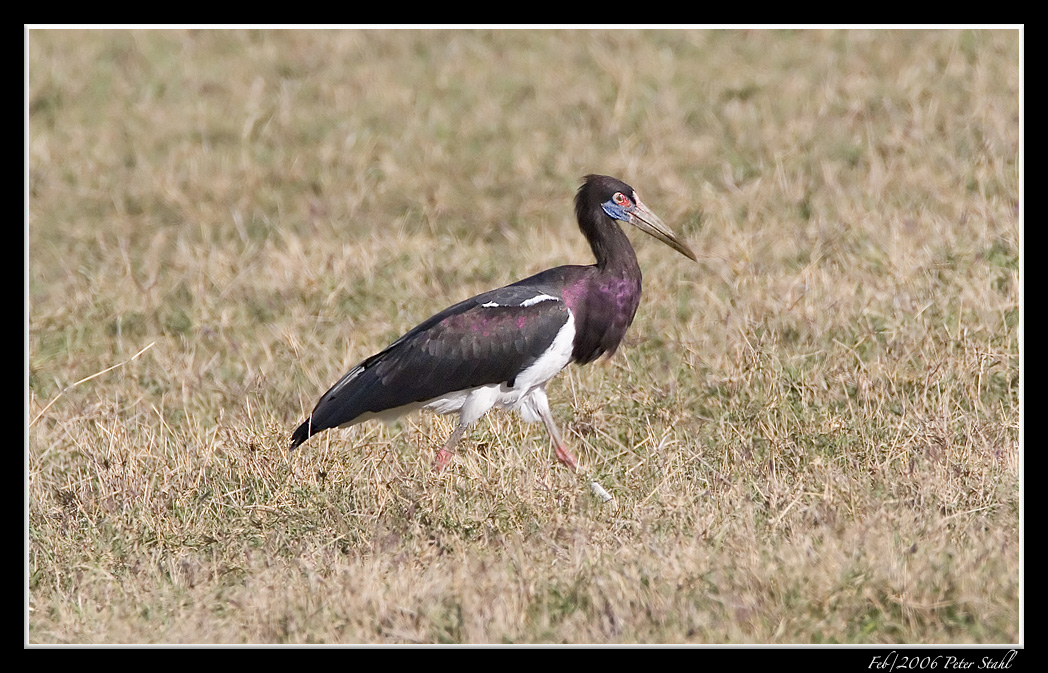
left=290, top=174, right=697, bottom=472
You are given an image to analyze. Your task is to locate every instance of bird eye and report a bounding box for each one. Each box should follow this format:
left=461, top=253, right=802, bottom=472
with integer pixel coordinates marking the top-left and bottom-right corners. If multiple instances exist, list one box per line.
left=613, top=192, right=630, bottom=207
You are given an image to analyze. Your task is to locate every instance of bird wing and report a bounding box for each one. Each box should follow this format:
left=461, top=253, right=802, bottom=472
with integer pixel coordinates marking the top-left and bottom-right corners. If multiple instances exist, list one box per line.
left=293, top=286, right=572, bottom=445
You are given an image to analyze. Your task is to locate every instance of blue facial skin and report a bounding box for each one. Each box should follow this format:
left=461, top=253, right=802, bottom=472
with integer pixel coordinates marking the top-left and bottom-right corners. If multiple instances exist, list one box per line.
left=601, top=199, right=632, bottom=223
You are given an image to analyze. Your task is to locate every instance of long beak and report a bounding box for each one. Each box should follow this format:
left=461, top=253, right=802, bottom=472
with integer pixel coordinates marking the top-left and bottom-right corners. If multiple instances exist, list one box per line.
left=629, top=198, right=698, bottom=262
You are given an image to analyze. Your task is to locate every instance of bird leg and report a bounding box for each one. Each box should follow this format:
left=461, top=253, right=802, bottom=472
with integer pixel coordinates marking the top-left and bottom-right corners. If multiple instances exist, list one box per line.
left=537, top=406, right=612, bottom=501
left=536, top=402, right=579, bottom=473
left=433, top=421, right=468, bottom=472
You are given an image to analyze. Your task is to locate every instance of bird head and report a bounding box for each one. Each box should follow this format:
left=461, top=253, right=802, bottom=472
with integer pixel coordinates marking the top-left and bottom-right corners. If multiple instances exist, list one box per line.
left=585, top=175, right=698, bottom=262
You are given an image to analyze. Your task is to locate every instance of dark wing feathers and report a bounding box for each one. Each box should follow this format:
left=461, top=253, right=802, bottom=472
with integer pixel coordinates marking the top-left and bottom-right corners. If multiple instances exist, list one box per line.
left=290, top=286, right=570, bottom=448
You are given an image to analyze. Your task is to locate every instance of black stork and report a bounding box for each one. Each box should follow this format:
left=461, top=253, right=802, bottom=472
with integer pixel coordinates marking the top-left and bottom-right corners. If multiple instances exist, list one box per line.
left=290, top=174, right=697, bottom=472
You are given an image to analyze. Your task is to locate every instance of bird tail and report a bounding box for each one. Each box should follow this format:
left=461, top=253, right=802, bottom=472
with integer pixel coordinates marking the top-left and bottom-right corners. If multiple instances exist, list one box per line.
left=289, top=417, right=313, bottom=450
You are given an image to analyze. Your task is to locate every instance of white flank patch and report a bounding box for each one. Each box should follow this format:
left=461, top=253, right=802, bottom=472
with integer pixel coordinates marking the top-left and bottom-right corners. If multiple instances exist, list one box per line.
left=481, top=301, right=502, bottom=308
left=505, top=310, right=575, bottom=403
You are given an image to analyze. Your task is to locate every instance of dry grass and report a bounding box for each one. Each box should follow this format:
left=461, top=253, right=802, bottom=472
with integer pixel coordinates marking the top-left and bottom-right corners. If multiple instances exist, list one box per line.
left=26, top=28, right=1020, bottom=644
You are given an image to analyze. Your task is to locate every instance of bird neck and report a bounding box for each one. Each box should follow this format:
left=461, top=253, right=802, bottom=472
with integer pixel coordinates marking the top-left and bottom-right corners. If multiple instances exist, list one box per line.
left=585, top=217, right=641, bottom=279
left=564, top=214, right=644, bottom=365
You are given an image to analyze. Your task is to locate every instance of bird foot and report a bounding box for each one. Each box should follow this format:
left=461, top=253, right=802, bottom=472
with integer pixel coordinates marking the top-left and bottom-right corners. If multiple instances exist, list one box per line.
left=555, top=444, right=579, bottom=472
left=433, top=447, right=454, bottom=472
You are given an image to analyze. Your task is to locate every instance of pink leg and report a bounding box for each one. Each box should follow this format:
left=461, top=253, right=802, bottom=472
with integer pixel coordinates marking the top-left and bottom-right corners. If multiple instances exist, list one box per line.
left=536, top=402, right=578, bottom=472
left=550, top=433, right=579, bottom=472
left=433, top=422, right=467, bottom=472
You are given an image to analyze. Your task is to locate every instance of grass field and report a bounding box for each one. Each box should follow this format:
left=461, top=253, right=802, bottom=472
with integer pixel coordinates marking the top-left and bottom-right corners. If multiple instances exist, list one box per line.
left=26, top=28, right=1021, bottom=644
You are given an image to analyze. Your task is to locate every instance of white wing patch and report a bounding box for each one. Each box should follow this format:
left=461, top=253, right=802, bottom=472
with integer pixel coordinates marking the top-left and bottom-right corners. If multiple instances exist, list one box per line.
left=481, top=293, right=558, bottom=309
left=520, top=293, right=558, bottom=307
left=508, top=309, right=575, bottom=400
